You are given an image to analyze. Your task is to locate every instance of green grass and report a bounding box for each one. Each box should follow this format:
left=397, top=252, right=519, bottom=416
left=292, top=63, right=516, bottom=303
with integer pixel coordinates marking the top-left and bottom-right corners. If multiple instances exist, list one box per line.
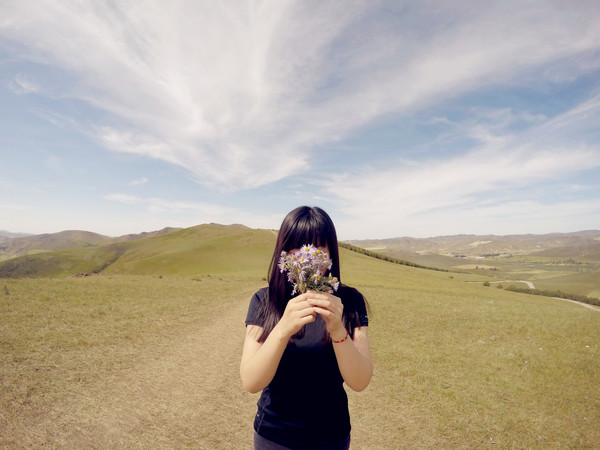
left=1, top=230, right=599, bottom=448
left=345, top=262, right=599, bottom=448
left=392, top=250, right=600, bottom=301
left=103, top=225, right=275, bottom=276
left=531, top=270, right=600, bottom=295
left=1, top=274, right=266, bottom=448
left=0, top=224, right=276, bottom=278
left=0, top=243, right=128, bottom=277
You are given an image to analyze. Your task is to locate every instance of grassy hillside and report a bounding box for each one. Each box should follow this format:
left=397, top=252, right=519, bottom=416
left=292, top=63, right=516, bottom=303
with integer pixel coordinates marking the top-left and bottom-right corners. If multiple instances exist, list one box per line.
left=0, top=224, right=276, bottom=279
left=103, top=224, right=275, bottom=276
left=1, top=241, right=598, bottom=448
left=0, top=243, right=130, bottom=278
left=0, top=228, right=181, bottom=262
left=532, top=241, right=600, bottom=261
left=111, top=226, right=181, bottom=242
left=343, top=257, right=600, bottom=448
left=380, top=247, right=600, bottom=301
left=4, top=226, right=597, bottom=302
left=0, top=230, right=112, bottom=261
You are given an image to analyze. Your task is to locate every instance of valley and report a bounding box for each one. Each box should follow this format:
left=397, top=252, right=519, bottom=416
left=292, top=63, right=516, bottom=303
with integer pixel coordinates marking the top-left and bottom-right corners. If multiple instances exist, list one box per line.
left=347, top=230, right=600, bottom=301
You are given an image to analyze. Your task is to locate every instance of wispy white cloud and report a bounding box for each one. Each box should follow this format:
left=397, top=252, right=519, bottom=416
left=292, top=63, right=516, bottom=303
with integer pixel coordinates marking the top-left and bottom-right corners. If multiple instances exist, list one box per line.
left=319, top=95, right=600, bottom=238
left=1, top=1, right=599, bottom=238
left=128, top=177, right=148, bottom=186
left=9, top=73, right=40, bottom=94
left=104, top=193, right=242, bottom=217
left=327, top=145, right=599, bottom=214
left=368, top=198, right=600, bottom=238
left=2, top=1, right=599, bottom=191
left=104, top=194, right=141, bottom=205
left=103, top=193, right=281, bottom=229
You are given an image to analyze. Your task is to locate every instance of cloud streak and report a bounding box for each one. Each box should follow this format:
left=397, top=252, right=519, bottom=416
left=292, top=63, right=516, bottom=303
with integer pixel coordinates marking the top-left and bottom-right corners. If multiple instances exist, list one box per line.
left=9, top=74, right=40, bottom=94
left=103, top=193, right=281, bottom=230
left=2, top=1, right=599, bottom=191
left=319, top=94, right=600, bottom=237
left=1, top=1, right=599, bottom=238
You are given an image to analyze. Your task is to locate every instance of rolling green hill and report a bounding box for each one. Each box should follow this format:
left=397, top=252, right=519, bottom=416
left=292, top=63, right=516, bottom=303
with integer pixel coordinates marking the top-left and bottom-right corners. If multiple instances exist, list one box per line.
left=0, top=230, right=112, bottom=261
left=1, top=224, right=598, bottom=305
left=0, top=224, right=277, bottom=279
left=0, top=228, right=182, bottom=262
left=103, top=224, right=276, bottom=276
left=0, top=242, right=128, bottom=278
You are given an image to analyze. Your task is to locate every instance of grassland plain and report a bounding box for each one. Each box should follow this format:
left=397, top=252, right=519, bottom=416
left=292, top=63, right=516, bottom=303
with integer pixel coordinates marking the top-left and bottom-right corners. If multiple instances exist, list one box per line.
left=1, top=238, right=599, bottom=448
left=371, top=232, right=600, bottom=304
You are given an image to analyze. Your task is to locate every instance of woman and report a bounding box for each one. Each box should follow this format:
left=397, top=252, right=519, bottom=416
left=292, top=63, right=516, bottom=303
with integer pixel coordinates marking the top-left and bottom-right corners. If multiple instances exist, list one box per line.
left=240, top=206, right=372, bottom=449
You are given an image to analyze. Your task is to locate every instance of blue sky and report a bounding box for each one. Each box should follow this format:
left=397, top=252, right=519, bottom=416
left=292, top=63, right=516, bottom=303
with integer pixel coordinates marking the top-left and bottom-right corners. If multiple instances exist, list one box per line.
left=1, top=1, right=599, bottom=239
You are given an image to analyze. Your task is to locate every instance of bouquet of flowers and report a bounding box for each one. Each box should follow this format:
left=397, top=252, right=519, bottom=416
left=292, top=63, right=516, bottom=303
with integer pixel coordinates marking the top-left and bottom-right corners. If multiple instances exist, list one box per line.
left=279, top=244, right=340, bottom=295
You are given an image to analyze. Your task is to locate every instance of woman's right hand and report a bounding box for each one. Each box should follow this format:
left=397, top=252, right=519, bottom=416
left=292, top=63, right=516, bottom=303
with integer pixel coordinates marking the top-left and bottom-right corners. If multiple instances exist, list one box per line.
left=275, top=293, right=317, bottom=339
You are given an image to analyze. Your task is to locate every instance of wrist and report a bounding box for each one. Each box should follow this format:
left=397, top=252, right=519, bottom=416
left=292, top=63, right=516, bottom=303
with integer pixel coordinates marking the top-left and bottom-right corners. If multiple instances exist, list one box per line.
left=272, top=322, right=293, bottom=342
left=330, top=327, right=348, bottom=343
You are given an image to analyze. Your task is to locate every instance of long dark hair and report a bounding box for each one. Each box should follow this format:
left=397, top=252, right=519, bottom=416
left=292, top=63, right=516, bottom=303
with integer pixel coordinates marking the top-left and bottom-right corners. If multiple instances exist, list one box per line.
left=257, top=206, right=364, bottom=342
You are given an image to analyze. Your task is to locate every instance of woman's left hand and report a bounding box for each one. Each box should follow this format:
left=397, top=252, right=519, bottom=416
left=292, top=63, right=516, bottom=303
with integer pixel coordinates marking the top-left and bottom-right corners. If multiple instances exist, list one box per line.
left=306, top=291, right=347, bottom=341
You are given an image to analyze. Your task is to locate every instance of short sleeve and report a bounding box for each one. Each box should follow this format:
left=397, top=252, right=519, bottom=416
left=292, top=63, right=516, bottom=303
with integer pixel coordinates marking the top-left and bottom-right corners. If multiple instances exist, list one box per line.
left=340, top=285, right=369, bottom=328
left=355, top=290, right=369, bottom=327
left=245, top=288, right=267, bottom=326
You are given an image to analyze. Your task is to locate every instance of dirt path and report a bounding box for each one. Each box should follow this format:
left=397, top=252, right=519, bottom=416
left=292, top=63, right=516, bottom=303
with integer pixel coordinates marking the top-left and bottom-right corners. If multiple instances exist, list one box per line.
left=20, top=292, right=258, bottom=449
left=555, top=298, right=600, bottom=312
left=468, top=280, right=600, bottom=312
left=487, top=280, right=536, bottom=289
left=487, top=280, right=600, bottom=311
left=468, top=280, right=536, bottom=289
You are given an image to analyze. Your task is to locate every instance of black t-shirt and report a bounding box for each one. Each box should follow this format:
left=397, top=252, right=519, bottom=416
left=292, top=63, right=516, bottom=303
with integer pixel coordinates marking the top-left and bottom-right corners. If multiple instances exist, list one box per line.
left=245, top=285, right=369, bottom=448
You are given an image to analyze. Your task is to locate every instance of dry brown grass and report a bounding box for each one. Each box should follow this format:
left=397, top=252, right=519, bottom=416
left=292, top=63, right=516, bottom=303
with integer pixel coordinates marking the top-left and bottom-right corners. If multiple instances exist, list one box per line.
left=343, top=251, right=600, bottom=449
left=1, top=252, right=599, bottom=449
left=1, top=275, right=262, bottom=448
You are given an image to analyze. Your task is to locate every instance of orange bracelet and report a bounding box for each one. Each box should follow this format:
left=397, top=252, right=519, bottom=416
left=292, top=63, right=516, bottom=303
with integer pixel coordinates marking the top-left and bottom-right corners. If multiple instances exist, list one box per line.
left=332, top=330, right=349, bottom=344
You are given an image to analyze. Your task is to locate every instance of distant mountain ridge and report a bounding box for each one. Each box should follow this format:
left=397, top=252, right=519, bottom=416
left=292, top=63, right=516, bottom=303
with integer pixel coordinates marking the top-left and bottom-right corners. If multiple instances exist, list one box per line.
left=0, top=227, right=181, bottom=261
left=1, top=224, right=599, bottom=305
left=0, top=230, right=33, bottom=242
left=111, top=227, right=182, bottom=242
left=2, top=227, right=599, bottom=263
left=346, top=230, right=600, bottom=260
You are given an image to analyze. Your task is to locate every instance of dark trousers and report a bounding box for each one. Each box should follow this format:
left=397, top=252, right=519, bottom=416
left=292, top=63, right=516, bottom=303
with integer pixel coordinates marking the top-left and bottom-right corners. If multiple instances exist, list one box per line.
left=254, top=431, right=351, bottom=450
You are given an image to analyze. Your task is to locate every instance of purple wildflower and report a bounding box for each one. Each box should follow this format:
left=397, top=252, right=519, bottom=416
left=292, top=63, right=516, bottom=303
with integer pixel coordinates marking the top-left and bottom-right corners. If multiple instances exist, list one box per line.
left=279, top=244, right=339, bottom=294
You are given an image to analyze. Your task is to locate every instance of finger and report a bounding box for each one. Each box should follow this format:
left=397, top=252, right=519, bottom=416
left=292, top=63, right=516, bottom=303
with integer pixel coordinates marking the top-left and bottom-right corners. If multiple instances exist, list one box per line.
left=298, top=312, right=317, bottom=325
left=286, top=301, right=315, bottom=316
left=306, top=298, right=329, bottom=308
left=297, top=304, right=317, bottom=315
left=307, top=293, right=341, bottom=306
left=294, top=302, right=318, bottom=315
left=289, top=293, right=310, bottom=303
left=306, top=298, right=337, bottom=309
left=306, top=291, right=333, bottom=300
left=307, top=298, right=343, bottom=313
left=312, top=306, right=340, bottom=321
left=287, top=298, right=314, bottom=313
